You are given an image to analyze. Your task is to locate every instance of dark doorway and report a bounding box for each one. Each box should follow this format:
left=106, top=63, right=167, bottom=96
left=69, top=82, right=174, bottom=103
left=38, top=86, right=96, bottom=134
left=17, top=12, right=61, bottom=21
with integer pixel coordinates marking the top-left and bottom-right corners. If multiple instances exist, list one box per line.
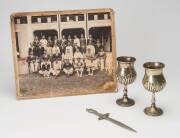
left=61, top=28, right=85, bottom=39
left=33, top=30, right=58, bottom=40
left=89, top=27, right=112, bottom=52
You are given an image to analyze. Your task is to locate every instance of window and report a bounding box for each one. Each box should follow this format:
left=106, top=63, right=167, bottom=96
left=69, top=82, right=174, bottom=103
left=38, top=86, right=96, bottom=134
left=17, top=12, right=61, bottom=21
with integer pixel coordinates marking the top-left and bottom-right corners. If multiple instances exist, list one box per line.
left=31, top=15, right=57, bottom=23
left=14, top=16, right=27, bottom=24
left=61, top=15, right=67, bottom=22
left=88, top=12, right=111, bottom=20
left=41, top=16, right=47, bottom=23
left=51, top=15, right=57, bottom=22
left=61, top=14, right=84, bottom=22
left=88, top=13, right=94, bottom=20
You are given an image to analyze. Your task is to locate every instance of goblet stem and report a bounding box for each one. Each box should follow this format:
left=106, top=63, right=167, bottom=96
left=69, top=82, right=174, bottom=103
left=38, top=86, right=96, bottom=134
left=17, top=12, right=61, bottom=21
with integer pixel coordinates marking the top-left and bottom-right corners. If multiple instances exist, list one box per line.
left=123, top=85, right=128, bottom=98
left=151, top=93, right=156, bottom=107
left=116, top=84, right=135, bottom=107
left=144, top=92, right=163, bottom=116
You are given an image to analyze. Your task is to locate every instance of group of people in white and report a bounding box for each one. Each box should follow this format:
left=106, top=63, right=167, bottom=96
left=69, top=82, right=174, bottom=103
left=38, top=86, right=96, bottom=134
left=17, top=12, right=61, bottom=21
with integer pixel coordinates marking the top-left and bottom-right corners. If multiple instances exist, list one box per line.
left=27, top=33, right=108, bottom=78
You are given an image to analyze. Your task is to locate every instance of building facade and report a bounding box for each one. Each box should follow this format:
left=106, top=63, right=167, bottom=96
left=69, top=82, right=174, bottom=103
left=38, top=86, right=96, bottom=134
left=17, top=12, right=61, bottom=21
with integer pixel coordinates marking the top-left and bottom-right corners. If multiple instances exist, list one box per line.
left=12, top=9, right=114, bottom=74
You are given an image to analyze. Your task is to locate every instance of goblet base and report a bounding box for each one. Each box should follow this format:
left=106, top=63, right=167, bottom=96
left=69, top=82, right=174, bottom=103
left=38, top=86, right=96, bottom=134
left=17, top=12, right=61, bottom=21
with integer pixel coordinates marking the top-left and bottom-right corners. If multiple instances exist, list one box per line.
left=144, top=105, right=163, bottom=116
left=116, top=97, right=135, bottom=107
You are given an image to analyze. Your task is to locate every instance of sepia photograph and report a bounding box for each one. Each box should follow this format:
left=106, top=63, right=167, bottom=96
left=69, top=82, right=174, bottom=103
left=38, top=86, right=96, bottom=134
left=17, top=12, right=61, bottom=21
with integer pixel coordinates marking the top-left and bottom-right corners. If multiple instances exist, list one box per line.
left=11, top=8, right=117, bottom=99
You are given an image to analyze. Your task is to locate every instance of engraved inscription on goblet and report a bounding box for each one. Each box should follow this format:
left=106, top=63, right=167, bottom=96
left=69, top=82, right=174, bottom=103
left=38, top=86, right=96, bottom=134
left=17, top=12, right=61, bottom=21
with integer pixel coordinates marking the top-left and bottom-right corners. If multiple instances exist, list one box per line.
left=142, top=62, right=166, bottom=116
left=116, top=56, right=137, bottom=107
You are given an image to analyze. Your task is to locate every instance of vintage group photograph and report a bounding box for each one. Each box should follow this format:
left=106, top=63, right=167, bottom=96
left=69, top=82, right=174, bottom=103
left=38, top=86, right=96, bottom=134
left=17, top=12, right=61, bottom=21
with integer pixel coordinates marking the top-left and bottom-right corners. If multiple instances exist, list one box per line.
left=11, top=9, right=117, bottom=99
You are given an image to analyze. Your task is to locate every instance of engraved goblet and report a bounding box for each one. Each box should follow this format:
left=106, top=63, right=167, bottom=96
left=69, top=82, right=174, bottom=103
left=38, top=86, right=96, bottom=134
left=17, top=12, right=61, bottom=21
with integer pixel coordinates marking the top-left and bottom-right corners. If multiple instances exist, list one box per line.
left=116, top=56, right=137, bottom=107
left=142, top=62, right=166, bottom=116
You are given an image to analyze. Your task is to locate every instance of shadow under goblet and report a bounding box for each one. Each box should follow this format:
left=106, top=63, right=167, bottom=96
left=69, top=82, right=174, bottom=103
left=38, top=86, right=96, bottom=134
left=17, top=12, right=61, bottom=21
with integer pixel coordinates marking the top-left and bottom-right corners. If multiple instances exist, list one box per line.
left=116, top=56, right=137, bottom=107
left=143, top=62, right=166, bottom=116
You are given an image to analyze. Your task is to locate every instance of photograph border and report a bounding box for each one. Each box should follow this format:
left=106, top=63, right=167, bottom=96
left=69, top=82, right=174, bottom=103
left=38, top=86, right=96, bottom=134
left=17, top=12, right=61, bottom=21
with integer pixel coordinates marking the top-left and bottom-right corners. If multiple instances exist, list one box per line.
left=10, top=8, right=117, bottom=100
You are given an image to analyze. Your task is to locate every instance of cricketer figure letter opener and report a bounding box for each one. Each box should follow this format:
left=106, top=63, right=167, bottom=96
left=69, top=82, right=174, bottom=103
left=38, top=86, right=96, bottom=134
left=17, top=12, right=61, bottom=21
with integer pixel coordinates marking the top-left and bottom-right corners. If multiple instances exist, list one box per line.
left=86, top=108, right=137, bottom=133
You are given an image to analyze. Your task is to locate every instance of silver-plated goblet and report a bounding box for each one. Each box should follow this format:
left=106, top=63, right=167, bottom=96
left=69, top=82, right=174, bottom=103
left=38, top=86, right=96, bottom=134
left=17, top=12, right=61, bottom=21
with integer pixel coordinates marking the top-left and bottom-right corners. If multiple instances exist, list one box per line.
left=116, top=56, right=137, bottom=107
left=142, top=62, right=166, bottom=116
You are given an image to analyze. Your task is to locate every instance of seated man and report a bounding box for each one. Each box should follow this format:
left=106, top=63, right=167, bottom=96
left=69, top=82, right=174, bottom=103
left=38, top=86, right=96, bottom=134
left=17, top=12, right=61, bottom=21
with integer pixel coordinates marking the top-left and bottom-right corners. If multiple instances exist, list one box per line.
left=52, top=57, right=62, bottom=76
left=62, top=59, right=74, bottom=77
left=39, top=57, right=52, bottom=77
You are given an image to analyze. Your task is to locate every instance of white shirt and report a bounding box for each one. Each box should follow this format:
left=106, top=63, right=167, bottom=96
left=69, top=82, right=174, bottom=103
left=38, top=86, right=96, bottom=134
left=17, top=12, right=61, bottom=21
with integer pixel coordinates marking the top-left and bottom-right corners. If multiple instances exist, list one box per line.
left=52, top=46, right=60, bottom=55
left=65, top=46, right=73, bottom=59
left=53, top=61, right=62, bottom=70
left=74, top=51, right=83, bottom=59
left=40, top=38, right=48, bottom=49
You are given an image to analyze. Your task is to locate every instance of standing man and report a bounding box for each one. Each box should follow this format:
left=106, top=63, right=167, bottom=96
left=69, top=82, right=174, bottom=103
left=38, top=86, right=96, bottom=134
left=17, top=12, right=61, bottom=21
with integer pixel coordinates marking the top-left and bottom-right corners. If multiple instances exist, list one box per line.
left=47, top=36, right=53, bottom=57
left=80, top=33, right=86, bottom=54
left=28, top=42, right=34, bottom=56
left=53, top=35, right=60, bottom=47
left=73, top=35, right=80, bottom=47
left=86, top=40, right=95, bottom=57
left=39, top=44, right=45, bottom=58
left=67, top=35, right=73, bottom=46
left=33, top=36, right=40, bottom=47
left=60, top=35, right=67, bottom=54
left=26, top=51, right=35, bottom=73
left=85, top=40, right=97, bottom=76
left=40, top=35, right=48, bottom=50
left=87, top=34, right=96, bottom=46
left=63, top=41, right=74, bottom=62
left=95, top=39, right=103, bottom=55
left=97, top=47, right=106, bottom=71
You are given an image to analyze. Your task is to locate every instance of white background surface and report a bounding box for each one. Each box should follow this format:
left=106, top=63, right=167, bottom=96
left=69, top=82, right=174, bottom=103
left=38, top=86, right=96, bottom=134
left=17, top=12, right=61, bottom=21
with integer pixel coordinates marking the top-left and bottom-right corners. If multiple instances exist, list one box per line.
left=0, top=0, right=180, bottom=138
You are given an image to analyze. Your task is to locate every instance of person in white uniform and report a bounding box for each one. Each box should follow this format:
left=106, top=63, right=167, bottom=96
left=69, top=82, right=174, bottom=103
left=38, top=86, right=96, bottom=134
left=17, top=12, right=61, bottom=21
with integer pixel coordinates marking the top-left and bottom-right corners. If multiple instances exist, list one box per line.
left=63, top=59, right=74, bottom=77
left=62, top=41, right=74, bottom=63
left=40, top=35, right=48, bottom=50
left=97, top=47, right=106, bottom=71
left=52, top=44, right=60, bottom=59
left=85, top=40, right=97, bottom=76
left=39, top=57, right=52, bottom=77
left=73, top=48, right=84, bottom=77
left=74, top=48, right=83, bottom=60
left=52, top=58, right=62, bottom=76
left=74, top=57, right=84, bottom=77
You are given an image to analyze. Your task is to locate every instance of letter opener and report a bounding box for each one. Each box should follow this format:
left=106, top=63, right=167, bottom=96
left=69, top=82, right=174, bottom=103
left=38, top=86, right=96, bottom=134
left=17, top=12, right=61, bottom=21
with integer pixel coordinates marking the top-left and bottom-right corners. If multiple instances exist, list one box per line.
left=86, top=108, right=137, bottom=133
